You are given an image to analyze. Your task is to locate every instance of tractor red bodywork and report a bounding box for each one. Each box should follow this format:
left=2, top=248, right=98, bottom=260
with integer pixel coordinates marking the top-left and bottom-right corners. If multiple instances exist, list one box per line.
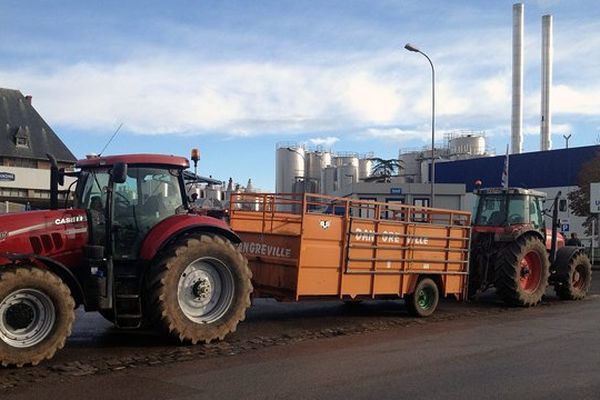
left=0, top=154, right=238, bottom=314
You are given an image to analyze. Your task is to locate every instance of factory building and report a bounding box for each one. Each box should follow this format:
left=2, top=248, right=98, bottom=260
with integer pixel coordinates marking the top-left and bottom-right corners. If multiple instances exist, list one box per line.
left=274, top=139, right=470, bottom=211
left=0, top=88, right=76, bottom=212
left=435, top=144, right=600, bottom=241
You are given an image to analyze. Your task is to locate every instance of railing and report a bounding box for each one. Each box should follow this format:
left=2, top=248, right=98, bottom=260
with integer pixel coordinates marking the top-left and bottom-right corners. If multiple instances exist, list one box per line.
left=230, top=192, right=471, bottom=225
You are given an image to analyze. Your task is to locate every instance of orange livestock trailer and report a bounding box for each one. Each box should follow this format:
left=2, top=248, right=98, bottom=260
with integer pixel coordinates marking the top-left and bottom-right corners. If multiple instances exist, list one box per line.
left=229, top=193, right=472, bottom=316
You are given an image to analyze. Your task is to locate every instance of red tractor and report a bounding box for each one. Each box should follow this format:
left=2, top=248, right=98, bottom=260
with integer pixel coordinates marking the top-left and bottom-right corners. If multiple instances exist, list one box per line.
left=469, top=187, right=592, bottom=306
left=0, top=154, right=252, bottom=367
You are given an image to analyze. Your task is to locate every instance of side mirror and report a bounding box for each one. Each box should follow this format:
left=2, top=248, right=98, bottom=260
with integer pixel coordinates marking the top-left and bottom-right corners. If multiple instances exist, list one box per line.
left=558, top=199, right=567, bottom=212
left=111, top=163, right=128, bottom=184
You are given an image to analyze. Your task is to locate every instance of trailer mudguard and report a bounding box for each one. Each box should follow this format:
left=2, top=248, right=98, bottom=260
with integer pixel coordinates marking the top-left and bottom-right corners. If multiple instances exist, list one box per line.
left=139, top=214, right=241, bottom=261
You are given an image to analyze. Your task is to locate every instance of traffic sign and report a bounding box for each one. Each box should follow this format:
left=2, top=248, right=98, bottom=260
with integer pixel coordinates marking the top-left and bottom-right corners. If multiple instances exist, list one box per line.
left=561, top=223, right=570, bottom=232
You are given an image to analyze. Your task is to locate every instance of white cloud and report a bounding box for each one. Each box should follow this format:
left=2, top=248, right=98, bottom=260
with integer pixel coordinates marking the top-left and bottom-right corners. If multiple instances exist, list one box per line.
left=342, top=72, right=402, bottom=123
left=1, top=22, right=599, bottom=141
left=523, top=122, right=572, bottom=136
left=363, top=128, right=426, bottom=142
left=553, top=84, right=600, bottom=116
left=308, top=136, right=339, bottom=147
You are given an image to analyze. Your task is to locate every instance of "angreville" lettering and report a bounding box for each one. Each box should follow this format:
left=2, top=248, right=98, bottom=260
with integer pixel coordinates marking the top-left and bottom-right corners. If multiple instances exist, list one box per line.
left=238, top=242, right=292, bottom=258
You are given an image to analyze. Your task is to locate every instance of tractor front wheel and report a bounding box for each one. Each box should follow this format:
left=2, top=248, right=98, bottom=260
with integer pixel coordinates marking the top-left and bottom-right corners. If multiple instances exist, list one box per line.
left=145, top=235, right=252, bottom=344
left=495, top=236, right=549, bottom=306
left=554, top=253, right=592, bottom=300
left=0, top=266, right=75, bottom=367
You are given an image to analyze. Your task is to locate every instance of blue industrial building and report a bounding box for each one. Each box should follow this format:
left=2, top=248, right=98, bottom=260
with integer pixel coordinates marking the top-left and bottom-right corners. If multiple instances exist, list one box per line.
left=434, top=144, right=599, bottom=242
left=435, top=145, right=599, bottom=192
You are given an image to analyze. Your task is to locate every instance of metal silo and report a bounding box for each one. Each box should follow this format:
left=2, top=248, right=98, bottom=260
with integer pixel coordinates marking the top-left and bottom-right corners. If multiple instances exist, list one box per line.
left=337, top=163, right=359, bottom=191
left=399, top=151, right=422, bottom=183
left=321, top=166, right=337, bottom=195
left=334, top=152, right=359, bottom=168
left=448, top=134, right=486, bottom=156
left=306, top=150, right=333, bottom=193
left=276, top=143, right=305, bottom=193
left=358, top=158, right=373, bottom=180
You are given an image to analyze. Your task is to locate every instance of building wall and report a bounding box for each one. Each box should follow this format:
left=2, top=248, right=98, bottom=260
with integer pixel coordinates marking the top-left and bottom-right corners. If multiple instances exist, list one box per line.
left=436, top=145, right=600, bottom=242
left=0, top=165, right=76, bottom=210
left=333, top=180, right=466, bottom=211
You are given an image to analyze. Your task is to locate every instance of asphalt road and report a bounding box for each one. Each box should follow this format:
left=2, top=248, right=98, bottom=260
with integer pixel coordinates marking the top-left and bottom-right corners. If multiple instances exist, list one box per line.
left=2, top=280, right=599, bottom=399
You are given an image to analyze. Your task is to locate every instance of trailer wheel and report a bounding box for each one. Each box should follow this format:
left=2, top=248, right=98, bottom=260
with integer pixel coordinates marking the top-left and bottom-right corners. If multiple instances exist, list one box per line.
left=554, top=253, right=592, bottom=300
left=145, top=235, right=252, bottom=344
left=495, top=236, right=549, bottom=307
left=406, top=278, right=439, bottom=317
left=0, top=266, right=75, bottom=367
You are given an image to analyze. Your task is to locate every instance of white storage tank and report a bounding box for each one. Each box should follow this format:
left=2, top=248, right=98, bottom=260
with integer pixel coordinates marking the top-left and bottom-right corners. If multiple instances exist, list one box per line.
left=337, top=163, right=358, bottom=191
left=276, top=144, right=305, bottom=193
left=334, top=152, right=359, bottom=168
left=321, top=166, right=337, bottom=195
left=305, top=150, right=332, bottom=193
left=448, top=134, right=486, bottom=156
left=399, top=151, right=422, bottom=183
left=358, top=158, right=373, bottom=180
left=205, top=184, right=222, bottom=201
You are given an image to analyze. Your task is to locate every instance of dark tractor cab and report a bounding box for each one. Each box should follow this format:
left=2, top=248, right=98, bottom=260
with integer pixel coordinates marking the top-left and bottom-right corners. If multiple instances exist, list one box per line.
left=473, top=187, right=546, bottom=236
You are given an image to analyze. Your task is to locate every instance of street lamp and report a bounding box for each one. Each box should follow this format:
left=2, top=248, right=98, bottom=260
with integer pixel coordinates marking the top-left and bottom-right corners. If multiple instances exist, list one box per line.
left=405, top=43, right=436, bottom=207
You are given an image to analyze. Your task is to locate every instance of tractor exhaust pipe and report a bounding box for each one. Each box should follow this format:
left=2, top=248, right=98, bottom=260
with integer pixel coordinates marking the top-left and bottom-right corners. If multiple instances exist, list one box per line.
left=550, top=190, right=561, bottom=263
left=47, top=154, right=64, bottom=210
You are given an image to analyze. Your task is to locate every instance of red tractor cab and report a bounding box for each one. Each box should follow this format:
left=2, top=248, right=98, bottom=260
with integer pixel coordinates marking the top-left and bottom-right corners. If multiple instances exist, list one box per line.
left=0, top=154, right=252, bottom=367
left=469, top=187, right=592, bottom=306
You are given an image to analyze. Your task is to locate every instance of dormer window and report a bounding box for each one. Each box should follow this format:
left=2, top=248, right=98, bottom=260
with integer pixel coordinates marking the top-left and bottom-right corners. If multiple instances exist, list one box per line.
left=16, top=137, right=29, bottom=148
left=14, top=126, right=30, bottom=148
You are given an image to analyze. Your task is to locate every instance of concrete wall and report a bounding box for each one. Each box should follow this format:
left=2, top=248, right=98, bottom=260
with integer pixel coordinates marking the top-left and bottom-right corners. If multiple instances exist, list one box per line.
left=334, top=181, right=466, bottom=210
left=0, top=166, right=75, bottom=191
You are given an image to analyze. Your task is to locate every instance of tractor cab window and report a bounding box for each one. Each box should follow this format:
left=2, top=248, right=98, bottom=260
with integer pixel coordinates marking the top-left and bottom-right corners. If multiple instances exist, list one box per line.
left=77, top=169, right=110, bottom=246
left=507, top=195, right=527, bottom=225
left=475, top=194, right=528, bottom=226
left=112, top=167, right=184, bottom=259
left=475, top=195, right=506, bottom=226
left=529, top=197, right=543, bottom=229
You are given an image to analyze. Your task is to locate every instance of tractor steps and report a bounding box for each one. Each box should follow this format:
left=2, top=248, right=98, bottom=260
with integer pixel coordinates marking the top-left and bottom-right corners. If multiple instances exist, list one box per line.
left=113, top=268, right=143, bottom=329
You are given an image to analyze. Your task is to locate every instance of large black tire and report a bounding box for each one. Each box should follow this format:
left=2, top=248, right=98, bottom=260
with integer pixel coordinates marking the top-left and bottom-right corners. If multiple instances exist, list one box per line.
left=405, top=278, right=439, bottom=317
left=495, top=236, right=549, bottom=307
left=0, top=266, right=75, bottom=367
left=145, top=235, right=252, bottom=344
left=554, top=253, right=592, bottom=300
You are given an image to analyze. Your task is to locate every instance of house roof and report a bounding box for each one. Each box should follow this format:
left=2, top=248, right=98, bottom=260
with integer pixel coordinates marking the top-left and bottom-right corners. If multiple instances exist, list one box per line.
left=0, top=88, right=76, bottom=164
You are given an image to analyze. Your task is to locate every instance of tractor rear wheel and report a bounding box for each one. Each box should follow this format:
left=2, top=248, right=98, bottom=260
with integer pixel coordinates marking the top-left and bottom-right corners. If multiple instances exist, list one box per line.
left=145, top=235, right=252, bottom=344
left=495, top=236, right=549, bottom=306
left=554, top=253, right=592, bottom=300
left=0, top=266, right=75, bottom=367
left=405, top=278, right=439, bottom=317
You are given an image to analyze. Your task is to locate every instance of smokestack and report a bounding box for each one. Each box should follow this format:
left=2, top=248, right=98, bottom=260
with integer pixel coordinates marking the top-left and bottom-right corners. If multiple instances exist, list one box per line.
left=540, top=15, right=553, bottom=151
left=511, top=3, right=524, bottom=154
left=25, top=95, right=32, bottom=105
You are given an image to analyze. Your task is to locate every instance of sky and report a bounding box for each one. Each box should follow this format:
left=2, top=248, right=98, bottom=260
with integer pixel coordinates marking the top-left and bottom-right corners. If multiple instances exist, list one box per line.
left=1, top=0, right=600, bottom=190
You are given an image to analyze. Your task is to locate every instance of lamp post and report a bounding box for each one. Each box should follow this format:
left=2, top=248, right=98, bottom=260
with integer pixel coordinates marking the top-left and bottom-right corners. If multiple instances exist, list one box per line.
left=405, top=43, right=436, bottom=207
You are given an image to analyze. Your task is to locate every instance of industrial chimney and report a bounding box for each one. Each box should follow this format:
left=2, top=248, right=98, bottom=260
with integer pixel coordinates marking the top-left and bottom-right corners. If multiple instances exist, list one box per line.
left=511, top=3, right=524, bottom=154
left=540, top=15, right=553, bottom=151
